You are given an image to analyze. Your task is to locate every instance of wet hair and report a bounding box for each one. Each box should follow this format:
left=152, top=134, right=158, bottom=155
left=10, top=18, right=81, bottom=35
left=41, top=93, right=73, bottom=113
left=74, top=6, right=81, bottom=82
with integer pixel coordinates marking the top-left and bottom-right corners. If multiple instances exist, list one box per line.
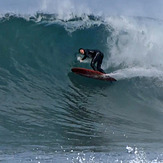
left=79, top=48, right=84, bottom=53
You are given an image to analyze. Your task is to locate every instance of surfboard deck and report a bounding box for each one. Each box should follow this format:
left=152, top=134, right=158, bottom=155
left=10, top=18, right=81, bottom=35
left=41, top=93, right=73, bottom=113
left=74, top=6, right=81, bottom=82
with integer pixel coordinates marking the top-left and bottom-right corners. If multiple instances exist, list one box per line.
left=71, top=67, right=117, bottom=81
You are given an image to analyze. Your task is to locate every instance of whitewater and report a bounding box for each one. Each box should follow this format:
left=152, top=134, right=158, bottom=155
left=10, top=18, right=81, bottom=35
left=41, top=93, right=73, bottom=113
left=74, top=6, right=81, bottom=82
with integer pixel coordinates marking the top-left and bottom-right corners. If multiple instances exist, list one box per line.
left=0, top=0, right=163, bottom=162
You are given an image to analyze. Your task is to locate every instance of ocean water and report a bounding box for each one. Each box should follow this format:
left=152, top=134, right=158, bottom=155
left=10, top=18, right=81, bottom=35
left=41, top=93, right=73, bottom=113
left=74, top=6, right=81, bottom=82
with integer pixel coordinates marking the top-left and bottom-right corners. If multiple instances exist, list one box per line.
left=0, top=1, right=163, bottom=162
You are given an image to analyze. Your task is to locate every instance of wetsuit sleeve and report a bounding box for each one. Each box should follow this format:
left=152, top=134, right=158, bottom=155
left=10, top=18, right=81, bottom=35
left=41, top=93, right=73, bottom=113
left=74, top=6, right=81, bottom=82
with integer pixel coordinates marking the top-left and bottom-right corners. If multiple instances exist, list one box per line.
left=81, top=49, right=89, bottom=60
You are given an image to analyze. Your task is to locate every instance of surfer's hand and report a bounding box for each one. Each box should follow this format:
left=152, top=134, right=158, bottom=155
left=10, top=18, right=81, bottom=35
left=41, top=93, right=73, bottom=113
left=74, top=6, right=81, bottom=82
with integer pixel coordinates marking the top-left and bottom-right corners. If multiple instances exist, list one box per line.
left=80, top=59, right=83, bottom=63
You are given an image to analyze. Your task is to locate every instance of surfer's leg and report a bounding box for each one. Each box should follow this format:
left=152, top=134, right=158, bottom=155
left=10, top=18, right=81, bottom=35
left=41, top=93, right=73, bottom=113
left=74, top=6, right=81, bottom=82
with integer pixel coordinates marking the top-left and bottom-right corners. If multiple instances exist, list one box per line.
left=97, top=54, right=105, bottom=74
left=97, top=63, right=105, bottom=73
left=91, top=53, right=98, bottom=71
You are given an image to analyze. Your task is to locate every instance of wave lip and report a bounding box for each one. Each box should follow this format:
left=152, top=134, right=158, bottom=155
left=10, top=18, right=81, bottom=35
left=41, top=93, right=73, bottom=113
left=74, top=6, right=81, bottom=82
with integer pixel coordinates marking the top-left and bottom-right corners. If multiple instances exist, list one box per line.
left=1, top=0, right=163, bottom=19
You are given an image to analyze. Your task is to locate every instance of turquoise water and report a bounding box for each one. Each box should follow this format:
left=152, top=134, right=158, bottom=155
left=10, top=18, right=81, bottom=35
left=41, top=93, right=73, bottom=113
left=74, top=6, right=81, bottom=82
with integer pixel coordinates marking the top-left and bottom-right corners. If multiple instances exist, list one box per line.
left=0, top=13, right=163, bottom=162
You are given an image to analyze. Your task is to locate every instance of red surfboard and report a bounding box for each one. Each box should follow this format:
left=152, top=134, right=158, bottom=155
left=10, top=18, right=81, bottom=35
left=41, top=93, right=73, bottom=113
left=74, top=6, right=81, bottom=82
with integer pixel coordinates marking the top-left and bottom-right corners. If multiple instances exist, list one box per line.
left=71, top=67, right=117, bottom=81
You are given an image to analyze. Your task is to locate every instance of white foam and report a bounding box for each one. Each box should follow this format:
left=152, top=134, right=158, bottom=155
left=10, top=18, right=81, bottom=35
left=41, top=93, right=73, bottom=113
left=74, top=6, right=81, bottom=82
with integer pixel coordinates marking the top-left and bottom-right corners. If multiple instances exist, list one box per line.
left=104, top=16, right=163, bottom=80
left=108, top=67, right=163, bottom=80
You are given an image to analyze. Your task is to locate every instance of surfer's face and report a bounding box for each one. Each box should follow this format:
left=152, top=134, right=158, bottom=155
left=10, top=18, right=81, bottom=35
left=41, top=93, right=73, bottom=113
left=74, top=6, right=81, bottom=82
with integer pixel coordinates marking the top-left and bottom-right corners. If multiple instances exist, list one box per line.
left=80, top=49, right=85, bottom=55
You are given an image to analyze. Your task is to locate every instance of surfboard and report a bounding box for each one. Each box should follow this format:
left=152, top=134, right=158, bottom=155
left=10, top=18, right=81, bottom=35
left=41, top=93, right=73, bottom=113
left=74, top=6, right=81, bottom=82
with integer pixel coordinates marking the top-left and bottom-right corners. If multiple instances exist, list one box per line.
left=71, top=67, right=117, bottom=81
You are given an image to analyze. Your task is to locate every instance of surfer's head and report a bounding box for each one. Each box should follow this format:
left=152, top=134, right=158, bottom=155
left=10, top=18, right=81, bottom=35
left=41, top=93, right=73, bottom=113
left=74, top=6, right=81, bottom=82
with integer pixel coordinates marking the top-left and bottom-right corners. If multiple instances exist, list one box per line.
left=79, top=48, right=85, bottom=55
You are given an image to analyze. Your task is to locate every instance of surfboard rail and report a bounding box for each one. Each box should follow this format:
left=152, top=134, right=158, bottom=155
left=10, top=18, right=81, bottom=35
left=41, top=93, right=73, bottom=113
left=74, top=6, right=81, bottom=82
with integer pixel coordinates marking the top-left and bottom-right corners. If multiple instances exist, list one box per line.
left=71, top=67, right=117, bottom=81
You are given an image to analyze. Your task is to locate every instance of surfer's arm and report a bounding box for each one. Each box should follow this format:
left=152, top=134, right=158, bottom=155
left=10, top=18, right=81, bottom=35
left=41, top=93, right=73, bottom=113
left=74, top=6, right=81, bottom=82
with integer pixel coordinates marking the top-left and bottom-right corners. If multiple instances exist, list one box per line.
left=81, top=55, right=87, bottom=60
left=82, top=49, right=90, bottom=60
left=80, top=50, right=89, bottom=62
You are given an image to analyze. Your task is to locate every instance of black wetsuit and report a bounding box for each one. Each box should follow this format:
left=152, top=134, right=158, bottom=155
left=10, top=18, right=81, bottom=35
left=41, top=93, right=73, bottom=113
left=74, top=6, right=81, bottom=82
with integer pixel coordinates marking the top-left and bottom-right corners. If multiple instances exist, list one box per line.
left=81, top=49, right=105, bottom=73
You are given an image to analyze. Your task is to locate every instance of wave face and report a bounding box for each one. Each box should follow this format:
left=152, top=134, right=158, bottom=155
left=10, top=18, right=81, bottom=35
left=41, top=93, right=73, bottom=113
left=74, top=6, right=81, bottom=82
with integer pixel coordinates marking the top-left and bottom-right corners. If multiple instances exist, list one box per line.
left=0, top=13, right=163, bottom=162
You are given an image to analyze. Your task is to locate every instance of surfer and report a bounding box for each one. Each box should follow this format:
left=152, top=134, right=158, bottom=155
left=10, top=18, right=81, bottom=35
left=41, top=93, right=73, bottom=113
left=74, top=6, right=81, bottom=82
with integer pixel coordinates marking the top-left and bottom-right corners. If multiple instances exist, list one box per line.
left=79, top=48, right=106, bottom=74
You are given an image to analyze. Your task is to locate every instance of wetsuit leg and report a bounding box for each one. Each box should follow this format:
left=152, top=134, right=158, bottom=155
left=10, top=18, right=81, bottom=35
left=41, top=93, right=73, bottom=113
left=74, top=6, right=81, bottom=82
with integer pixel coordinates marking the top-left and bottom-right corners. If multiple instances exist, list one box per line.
left=97, top=53, right=106, bottom=74
left=91, top=52, right=105, bottom=73
left=91, top=53, right=99, bottom=71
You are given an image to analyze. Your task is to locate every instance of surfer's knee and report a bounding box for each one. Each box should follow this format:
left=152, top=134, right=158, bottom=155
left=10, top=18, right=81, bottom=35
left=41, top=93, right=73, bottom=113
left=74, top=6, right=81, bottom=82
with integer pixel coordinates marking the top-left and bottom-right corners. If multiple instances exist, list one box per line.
left=91, top=62, right=95, bottom=69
